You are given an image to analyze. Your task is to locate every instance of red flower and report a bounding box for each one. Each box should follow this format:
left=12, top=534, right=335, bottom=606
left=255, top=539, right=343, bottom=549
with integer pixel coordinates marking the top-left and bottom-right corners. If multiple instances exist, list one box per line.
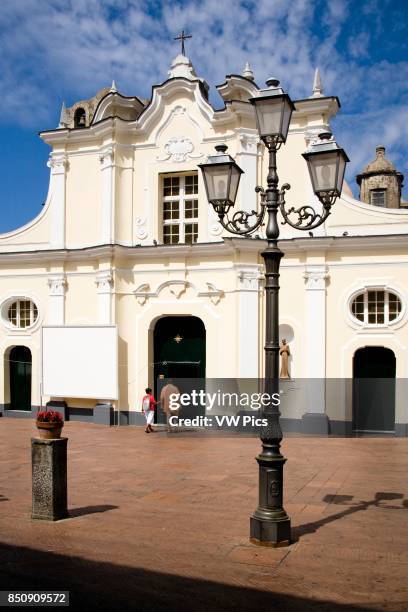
left=37, top=410, right=64, bottom=424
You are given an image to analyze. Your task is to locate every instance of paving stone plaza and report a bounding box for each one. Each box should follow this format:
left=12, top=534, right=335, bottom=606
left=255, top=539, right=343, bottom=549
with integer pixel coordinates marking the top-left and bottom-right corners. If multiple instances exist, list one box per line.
left=0, top=419, right=407, bottom=611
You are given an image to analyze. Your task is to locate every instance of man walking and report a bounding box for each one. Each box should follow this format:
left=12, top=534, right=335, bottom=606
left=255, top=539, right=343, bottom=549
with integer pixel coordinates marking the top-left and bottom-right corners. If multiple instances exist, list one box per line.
left=160, top=379, right=180, bottom=433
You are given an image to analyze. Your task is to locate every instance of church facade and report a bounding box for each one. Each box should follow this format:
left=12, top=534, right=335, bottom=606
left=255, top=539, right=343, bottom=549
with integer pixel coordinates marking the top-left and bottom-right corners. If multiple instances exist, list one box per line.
left=1, top=52, right=407, bottom=435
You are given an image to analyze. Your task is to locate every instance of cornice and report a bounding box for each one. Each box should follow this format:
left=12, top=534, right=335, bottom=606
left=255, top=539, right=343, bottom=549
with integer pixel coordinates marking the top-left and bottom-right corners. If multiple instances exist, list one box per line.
left=1, top=233, right=408, bottom=265
left=280, top=234, right=408, bottom=253
left=293, top=96, right=340, bottom=117
left=356, top=169, right=403, bottom=183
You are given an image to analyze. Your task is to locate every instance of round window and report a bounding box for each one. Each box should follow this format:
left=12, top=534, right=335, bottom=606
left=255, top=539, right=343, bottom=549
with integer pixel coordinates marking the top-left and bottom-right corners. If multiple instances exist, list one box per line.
left=6, top=299, right=38, bottom=328
left=351, top=290, right=401, bottom=325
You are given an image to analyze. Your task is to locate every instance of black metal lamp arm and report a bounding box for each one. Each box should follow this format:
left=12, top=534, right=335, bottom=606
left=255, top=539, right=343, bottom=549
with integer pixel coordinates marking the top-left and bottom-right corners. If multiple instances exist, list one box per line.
left=278, top=183, right=335, bottom=231
left=214, top=177, right=336, bottom=238
left=215, top=201, right=267, bottom=236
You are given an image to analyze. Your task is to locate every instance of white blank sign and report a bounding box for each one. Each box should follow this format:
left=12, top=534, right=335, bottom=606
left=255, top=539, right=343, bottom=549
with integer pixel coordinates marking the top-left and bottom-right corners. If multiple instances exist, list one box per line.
left=42, top=326, right=118, bottom=400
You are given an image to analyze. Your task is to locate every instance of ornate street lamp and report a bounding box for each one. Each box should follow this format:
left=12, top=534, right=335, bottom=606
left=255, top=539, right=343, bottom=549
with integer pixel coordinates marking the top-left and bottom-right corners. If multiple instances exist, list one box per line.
left=302, top=131, right=349, bottom=205
left=199, top=78, right=348, bottom=547
left=199, top=144, right=244, bottom=217
left=250, top=77, right=294, bottom=146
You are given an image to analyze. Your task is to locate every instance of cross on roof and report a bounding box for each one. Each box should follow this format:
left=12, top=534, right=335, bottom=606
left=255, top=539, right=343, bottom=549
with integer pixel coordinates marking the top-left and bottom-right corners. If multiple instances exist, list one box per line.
left=174, top=30, right=192, bottom=56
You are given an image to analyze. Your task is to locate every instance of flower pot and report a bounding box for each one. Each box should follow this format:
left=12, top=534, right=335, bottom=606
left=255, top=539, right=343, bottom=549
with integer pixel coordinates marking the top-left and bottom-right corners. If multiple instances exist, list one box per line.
left=36, top=421, right=64, bottom=439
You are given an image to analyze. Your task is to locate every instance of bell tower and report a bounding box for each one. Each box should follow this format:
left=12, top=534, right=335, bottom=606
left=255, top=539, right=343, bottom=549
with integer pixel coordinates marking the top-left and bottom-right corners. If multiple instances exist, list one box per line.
left=356, top=145, right=404, bottom=209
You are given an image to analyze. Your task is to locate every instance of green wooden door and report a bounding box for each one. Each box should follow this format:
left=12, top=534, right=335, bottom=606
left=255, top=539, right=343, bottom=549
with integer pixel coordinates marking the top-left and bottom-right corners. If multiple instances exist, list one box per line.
left=154, top=316, right=206, bottom=421
left=353, top=347, right=396, bottom=433
left=10, top=346, right=32, bottom=411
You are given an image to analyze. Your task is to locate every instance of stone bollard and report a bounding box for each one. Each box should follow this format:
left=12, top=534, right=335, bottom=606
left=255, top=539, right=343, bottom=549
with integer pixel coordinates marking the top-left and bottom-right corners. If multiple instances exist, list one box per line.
left=31, top=437, right=68, bottom=521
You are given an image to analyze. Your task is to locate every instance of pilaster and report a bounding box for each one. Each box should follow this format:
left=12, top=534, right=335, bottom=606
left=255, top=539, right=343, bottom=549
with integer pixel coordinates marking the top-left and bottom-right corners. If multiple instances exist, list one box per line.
left=99, top=145, right=116, bottom=244
left=95, top=270, right=114, bottom=324
left=235, top=131, right=259, bottom=213
left=237, top=266, right=262, bottom=378
left=47, top=274, right=67, bottom=325
left=47, top=153, right=68, bottom=248
left=302, top=264, right=329, bottom=432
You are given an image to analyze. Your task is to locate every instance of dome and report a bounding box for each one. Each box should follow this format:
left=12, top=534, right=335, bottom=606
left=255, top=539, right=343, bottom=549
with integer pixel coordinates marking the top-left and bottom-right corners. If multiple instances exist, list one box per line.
left=361, top=145, right=396, bottom=175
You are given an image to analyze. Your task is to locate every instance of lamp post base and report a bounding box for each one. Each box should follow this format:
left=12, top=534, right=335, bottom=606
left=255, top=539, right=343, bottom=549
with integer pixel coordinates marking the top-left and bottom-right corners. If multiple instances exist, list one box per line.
left=250, top=443, right=292, bottom=547
left=250, top=515, right=291, bottom=547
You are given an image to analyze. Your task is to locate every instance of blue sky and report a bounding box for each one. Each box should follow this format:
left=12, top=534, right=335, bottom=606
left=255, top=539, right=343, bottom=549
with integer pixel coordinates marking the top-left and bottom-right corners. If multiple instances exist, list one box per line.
left=0, top=0, right=407, bottom=233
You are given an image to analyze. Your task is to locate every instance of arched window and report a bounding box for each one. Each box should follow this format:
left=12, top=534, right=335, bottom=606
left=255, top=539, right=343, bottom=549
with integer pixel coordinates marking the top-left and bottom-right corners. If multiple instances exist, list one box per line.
left=6, top=299, right=38, bottom=328
left=74, top=107, right=86, bottom=128
left=351, top=290, right=402, bottom=325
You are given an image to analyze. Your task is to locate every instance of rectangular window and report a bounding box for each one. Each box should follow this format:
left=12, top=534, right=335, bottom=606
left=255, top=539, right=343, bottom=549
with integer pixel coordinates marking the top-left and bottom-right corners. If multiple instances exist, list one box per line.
left=370, top=189, right=386, bottom=207
left=162, top=173, right=198, bottom=245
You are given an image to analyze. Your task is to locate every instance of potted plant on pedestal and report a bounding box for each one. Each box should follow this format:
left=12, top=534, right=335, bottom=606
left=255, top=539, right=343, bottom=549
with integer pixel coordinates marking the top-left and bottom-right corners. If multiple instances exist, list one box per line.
left=36, top=410, right=64, bottom=439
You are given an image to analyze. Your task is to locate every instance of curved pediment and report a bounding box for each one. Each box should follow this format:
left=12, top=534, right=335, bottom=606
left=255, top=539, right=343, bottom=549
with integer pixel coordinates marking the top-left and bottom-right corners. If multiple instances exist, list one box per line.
left=134, top=77, right=214, bottom=137
left=92, top=92, right=145, bottom=123
left=216, top=74, right=260, bottom=102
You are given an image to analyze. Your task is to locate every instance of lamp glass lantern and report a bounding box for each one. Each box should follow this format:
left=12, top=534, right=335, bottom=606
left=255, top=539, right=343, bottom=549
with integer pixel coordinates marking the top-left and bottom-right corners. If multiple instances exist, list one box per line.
left=302, top=132, right=350, bottom=197
left=198, top=145, right=244, bottom=209
left=249, top=79, right=295, bottom=144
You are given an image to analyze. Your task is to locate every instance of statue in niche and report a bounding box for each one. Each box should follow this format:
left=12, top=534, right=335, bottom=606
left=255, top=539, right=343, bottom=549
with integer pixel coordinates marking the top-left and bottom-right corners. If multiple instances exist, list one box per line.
left=279, top=339, right=291, bottom=379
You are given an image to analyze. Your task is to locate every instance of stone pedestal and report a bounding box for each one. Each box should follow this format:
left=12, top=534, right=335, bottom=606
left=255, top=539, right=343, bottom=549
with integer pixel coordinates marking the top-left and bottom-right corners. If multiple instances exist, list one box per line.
left=31, top=437, right=68, bottom=521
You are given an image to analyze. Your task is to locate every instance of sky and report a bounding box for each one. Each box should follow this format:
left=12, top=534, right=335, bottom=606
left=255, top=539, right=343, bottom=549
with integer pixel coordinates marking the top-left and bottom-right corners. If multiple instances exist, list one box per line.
left=0, top=0, right=407, bottom=233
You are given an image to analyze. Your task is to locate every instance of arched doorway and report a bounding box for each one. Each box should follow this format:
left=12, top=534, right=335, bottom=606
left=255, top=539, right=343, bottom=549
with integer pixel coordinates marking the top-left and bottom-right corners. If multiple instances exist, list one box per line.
left=9, top=346, right=32, bottom=411
left=353, top=347, right=396, bottom=434
left=153, top=316, right=206, bottom=420
left=154, top=316, right=206, bottom=380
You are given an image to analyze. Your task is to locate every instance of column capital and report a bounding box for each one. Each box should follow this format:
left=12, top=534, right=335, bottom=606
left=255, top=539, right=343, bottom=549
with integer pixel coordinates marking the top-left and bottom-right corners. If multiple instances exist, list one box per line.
left=237, top=131, right=260, bottom=154
left=47, top=153, right=68, bottom=174
left=95, top=271, right=114, bottom=294
left=304, top=265, right=329, bottom=291
left=47, top=274, right=67, bottom=296
left=237, top=266, right=263, bottom=291
left=99, top=145, right=115, bottom=168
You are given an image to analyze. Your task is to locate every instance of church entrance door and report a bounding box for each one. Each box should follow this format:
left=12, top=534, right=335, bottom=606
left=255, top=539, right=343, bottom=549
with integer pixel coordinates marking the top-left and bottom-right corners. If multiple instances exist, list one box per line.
left=153, top=316, right=206, bottom=422
left=10, top=346, right=32, bottom=411
left=353, top=347, right=395, bottom=434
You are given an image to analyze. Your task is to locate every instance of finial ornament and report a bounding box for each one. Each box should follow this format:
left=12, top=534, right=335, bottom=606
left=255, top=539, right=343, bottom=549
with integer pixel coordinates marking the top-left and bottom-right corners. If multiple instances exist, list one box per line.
left=312, top=68, right=324, bottom=97
left=242, top=62, right=254, bottom=81
left=110, top=80, right=118, bottom=93
left=174, top=30, right=192, bottom=56
left=58, top=101, right=68, bottom=128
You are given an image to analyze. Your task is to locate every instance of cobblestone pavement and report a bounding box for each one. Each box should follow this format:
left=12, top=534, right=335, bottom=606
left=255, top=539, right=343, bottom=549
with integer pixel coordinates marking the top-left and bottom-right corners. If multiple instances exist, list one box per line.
left=0, top=419, right=407, bottom=611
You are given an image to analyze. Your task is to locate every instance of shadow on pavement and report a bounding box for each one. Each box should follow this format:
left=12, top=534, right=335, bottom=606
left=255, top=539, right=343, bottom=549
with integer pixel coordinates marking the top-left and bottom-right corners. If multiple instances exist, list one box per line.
left=0, top=541, right=378, bottom=612
left=293, top=491, right=406, bottom=541
left=0, top=494, right=8, bottom=502
left=67, top=505, right=119, bottom=518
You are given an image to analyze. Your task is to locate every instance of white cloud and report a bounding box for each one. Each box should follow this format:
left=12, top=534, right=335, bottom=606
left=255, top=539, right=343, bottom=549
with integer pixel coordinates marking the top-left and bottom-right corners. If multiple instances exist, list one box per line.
left=0, top=0, right=405, bottom=197
left=348, top=31, right=370, bottom=59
